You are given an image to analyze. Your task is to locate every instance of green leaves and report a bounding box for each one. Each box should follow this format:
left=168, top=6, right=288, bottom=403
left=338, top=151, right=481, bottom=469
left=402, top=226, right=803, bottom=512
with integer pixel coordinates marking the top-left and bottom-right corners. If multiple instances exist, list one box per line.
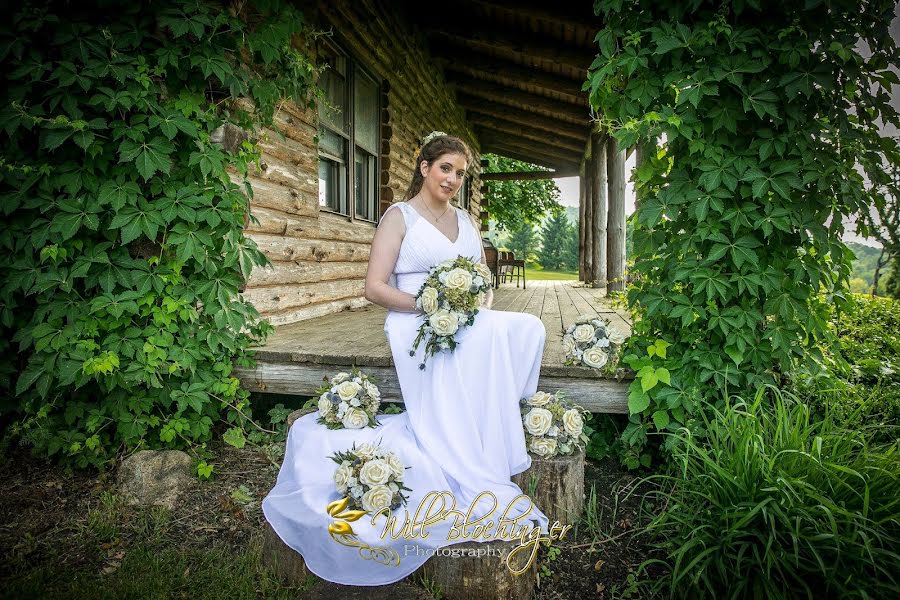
left=109, top=201, right=165, bottom=245
left=118, top=136, right=175, bottom=181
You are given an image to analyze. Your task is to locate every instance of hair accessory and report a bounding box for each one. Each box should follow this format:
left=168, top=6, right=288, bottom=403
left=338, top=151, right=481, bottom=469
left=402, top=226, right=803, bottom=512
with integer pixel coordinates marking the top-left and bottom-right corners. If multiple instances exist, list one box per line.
left=414, top=130, right=448, bottom=158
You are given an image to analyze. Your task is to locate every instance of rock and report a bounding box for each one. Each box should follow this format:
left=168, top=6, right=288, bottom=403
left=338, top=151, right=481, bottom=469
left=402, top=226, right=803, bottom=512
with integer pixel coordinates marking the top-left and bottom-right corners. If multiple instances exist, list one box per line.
left=117, top=449, right=195, bottom=510
left=512, top=449, right=585, bottom=527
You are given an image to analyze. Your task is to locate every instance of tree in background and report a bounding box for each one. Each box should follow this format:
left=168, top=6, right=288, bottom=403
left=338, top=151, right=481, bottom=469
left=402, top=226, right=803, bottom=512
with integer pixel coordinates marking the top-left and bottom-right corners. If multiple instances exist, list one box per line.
left=482, top=154, right=562, bottom=231
left=538, top=211, right=570, bottom=270
left=885, top=256, right=900, bottom=300
left=504, top=222, right=539, bottom=264
left=563, top=217, right=579, bottom=271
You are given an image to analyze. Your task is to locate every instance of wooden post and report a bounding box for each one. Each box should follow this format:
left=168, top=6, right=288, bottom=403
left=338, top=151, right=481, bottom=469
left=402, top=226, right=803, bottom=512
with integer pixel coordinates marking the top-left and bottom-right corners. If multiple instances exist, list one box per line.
left=583, top=158, right=593, bottom=284
left=590, top=132, right=607, bottom=289
left=578, top=161, right=586, bottom=282
left=607, top=136, right=626, bottom=293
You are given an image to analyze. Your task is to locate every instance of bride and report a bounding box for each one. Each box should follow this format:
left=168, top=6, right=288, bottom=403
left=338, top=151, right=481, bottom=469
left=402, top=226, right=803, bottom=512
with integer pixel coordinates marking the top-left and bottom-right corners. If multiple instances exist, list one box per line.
left=262, top=132, right=549, bottom=586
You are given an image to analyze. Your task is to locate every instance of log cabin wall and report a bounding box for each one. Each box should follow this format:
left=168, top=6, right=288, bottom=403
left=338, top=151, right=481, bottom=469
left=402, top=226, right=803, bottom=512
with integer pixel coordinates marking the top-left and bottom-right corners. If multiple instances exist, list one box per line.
left=241, top=0, right=483, bottom=326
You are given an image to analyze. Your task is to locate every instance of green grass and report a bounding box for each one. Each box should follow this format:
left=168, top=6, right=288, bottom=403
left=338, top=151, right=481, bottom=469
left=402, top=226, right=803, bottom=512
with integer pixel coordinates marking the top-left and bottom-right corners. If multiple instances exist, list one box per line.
left=524, top=268, right=578, bottom=281
left=637, top=386, right=900, bottom=599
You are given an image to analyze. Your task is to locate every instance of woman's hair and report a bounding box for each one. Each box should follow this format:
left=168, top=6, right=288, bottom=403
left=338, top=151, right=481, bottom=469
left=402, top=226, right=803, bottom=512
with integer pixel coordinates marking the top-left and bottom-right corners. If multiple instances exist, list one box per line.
left=402, top=134, right=472, bottom=200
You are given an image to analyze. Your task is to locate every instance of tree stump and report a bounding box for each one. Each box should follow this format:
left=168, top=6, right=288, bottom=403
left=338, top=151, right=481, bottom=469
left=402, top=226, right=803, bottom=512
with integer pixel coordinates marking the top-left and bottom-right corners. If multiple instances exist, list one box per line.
left=286, top=406, right=317, bottom=428
left=416, top=538, right=538, bottom=600
left=262, top=520, right=313, bottom=587
left=511, top=450, right=585, bottom=527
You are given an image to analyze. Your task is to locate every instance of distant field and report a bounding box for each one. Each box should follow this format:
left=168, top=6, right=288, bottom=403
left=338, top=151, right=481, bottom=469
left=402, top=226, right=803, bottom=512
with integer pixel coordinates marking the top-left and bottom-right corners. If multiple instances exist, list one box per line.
left=524, top=268, right=578, bottom=281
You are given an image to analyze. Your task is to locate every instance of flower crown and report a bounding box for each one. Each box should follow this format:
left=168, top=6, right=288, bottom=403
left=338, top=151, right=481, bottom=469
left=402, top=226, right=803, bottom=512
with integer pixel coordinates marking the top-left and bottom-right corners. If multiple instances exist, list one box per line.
left=414, top=130, right=448, bottom=158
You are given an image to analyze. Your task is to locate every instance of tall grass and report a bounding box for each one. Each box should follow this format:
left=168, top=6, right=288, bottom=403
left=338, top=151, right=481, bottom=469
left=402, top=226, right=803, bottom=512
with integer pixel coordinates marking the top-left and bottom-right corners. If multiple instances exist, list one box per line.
left=641, top=386, right=900, bottom=599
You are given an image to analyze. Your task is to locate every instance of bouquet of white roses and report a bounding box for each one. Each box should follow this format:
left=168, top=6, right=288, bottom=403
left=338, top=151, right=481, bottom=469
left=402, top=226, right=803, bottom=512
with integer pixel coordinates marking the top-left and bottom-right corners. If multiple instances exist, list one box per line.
left=330, top=442, right=411, bottom=514
left=410, top=256, right=492, bottom=369
left=315, top=368, right=381, bottom=430
left=561, top=315, right=626, bottom=372
left=519, top=391, right=589, bottom=458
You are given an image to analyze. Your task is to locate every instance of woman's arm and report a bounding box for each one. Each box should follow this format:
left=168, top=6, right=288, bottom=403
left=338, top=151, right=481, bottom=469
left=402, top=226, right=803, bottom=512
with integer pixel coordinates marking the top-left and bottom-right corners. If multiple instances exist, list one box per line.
left=468, top=212, right=494, bottom=309
left=364, top=207, right=420, bottom=312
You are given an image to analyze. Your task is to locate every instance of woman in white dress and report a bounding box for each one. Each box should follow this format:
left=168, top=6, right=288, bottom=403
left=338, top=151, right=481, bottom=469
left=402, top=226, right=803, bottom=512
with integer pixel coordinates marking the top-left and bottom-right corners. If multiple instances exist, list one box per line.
left=262, top=133, right=549, bottom=586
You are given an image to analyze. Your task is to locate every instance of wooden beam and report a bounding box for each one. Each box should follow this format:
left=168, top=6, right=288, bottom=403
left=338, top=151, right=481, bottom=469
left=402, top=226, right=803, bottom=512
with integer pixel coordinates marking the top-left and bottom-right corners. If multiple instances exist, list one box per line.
left=478, top=132, right=582, bottom=167
left=607, top=136, right=627, bottom=293
left=438, top=50, right=588, bottom=104
left=470, top=116, right=584, bottom=154
left=423, top=26, right=593, bottom=72
left=591, top=132, right=608, bottom=289
left=481, top=142, right=576, bottom=171
left=464, top=0, right=602, bottom=43
left=460, top=99, right=589, bottom=139
left=468, top=110, right=586, bottom=147
left=481, top=170, right=577, bottom=181
left=235, top=361, right=629, bottom=413
left=452, top=80, right=591, bottom=124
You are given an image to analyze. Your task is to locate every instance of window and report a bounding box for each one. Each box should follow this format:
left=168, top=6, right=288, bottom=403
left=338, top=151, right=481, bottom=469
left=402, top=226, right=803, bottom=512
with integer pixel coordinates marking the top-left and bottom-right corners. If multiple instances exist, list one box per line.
left=317, top=40, right=381, bottom=222
left=457, top=175, right=471, bottom=211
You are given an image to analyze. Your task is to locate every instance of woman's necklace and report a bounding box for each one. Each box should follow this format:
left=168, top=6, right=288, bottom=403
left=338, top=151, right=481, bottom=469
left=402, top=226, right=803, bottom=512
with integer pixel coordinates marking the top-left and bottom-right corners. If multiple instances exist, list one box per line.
left=417, top=196, right=451, bottom=223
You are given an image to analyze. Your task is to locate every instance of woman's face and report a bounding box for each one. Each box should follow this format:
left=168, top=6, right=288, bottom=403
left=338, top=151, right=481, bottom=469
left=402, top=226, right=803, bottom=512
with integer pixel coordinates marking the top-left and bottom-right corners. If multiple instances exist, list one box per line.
left=420, top=152, right=467, bottom=201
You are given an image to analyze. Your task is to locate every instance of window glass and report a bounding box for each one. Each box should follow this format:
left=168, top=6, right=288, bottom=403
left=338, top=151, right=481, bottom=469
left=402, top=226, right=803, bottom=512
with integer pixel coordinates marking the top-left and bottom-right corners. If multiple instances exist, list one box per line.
left=354, top=67, right=379, bottom=155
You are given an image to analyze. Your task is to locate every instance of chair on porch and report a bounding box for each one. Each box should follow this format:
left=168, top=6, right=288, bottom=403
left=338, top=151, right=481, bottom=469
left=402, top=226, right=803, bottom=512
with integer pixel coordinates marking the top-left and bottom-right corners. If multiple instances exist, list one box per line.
left=482, top=237, right=500, bottom=289
left=497, top=251, right=526, bottom=288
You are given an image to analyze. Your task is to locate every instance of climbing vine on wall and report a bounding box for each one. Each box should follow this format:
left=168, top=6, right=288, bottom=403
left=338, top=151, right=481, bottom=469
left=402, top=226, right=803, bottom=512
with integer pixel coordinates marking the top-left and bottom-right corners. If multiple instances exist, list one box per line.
left=0, top=0, right=317, bottom=469
left=587, top=0, right=900, bottom=467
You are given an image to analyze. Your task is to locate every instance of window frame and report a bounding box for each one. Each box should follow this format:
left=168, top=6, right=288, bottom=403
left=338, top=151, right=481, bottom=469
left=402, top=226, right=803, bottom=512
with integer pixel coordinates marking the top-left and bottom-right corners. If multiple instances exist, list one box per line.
left=316, top=38, right=382, bottom=224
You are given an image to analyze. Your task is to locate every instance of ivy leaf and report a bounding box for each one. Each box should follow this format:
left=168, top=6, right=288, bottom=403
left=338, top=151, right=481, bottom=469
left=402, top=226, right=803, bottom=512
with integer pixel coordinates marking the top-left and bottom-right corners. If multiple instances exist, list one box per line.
left=118, top=136, right=174, bottom=181
left=223, top=426, right=246, bottom=449
left=628, top=386, right=651, bottom=414
left=651, top=410, right=670, bottom=430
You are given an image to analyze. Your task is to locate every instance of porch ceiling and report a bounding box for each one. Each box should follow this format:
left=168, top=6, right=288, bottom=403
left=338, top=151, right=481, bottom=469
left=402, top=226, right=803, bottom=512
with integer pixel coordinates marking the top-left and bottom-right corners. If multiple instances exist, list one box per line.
left=401, top=0, right=602, bottom=173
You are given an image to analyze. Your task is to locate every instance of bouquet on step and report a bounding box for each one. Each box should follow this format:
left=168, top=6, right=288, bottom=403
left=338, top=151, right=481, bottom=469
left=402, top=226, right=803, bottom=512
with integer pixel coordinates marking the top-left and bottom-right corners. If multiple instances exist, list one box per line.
left=330, top=442, right=411, bottom=514
left=410, top=256, right=492, bottom=369
left=519, top=390, right=589, bottom=458
left=561, top=315, right=626, bottom=373
left=315, top=368, right=381, bottom=430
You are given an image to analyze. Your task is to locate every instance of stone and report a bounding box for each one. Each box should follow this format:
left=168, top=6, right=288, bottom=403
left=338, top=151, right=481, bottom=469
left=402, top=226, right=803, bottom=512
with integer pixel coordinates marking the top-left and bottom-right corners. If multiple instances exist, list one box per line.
left=117, top=449, right=195, bottom=510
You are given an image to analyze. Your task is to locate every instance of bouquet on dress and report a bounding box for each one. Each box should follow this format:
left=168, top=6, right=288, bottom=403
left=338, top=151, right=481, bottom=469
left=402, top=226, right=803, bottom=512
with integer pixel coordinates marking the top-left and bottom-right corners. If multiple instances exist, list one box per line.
left=315, top=368, right=381, bottom=430
left=410, top=256, right=492, bottom=369
left=519, top=391, right=589, bottom=458
left=561, top=315, right=626, bottom=373
left=330, top=442, right=411, bottom=514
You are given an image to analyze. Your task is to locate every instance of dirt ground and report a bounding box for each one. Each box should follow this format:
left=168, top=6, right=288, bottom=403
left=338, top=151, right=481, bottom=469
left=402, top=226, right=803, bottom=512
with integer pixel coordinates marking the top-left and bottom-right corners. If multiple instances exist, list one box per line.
left=0, top=440, right=660, bottom=599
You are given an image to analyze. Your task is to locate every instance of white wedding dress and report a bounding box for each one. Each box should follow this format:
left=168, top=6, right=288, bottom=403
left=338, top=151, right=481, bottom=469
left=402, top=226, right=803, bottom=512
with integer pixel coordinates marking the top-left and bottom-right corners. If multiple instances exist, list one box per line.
left=262, top=201, right=549, bottom=586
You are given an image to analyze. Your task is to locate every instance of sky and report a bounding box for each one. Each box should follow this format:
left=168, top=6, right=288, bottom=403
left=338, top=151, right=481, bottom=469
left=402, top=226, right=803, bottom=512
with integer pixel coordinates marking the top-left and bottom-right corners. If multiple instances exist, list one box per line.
left=552, top=5, right=898, bottom=250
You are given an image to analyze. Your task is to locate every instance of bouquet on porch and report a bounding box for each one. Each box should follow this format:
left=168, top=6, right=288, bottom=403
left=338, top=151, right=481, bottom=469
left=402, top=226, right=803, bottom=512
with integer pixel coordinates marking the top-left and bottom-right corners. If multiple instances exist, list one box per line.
left=315, top=368, right=382, bottom=430
left=330, top=442, right=411, bottom=514
left=409, top=256, right=492, bottom=369
left=561, top=315, right=626, bottom=374
left=519, top=391, right=589, bottom=458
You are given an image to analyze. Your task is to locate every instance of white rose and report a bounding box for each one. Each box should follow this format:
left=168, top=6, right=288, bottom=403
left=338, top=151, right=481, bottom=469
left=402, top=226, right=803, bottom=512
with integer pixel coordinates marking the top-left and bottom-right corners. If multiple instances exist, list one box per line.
left=420, top=286, right=439, bottom=315
left=429, top=309, right=459, bottom=336
left=317, top=397, right=333, bottom=417
left=529, top=437, right=558, bottom=457
left=527, top=391, right=553, bottom=407
left=336, top=380, right=362, bottom=401
left=354, top=443, right=377, bottom=460
left=444, top=267, right=473, bottom=290
left=363, top=380, right=380, bottom=399
left=608, top=328, right=626, bottom=345
left=473, top=275, right=484, bottom=288
left=331, top=372, right=350, bottom=384
left=523, top=407, right=553, bottom=436
left=359, top=458, right=392, bottom=486
left=385, top=453, right=405, bottom=480
left=333, top=463, right=352, bottom=493
left=573, top=324, right=595, bottom=343
left=341, top=407, right=370, bottom=429
left=474, top=262, right=492, bottom=282
left=561, top=335, right=576, bottom=356
left=361, top=484, right=394, bottom=513
left=475, top=291, right=486, bottom=307
left=582, top=346, right=609, bottom=369
left=562, top=409, right=584, bottom=437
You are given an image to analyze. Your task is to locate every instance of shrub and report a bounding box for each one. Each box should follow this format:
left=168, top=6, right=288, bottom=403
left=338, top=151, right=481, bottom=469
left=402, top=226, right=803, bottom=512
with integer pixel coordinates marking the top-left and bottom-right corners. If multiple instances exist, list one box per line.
left=641, top=386, right=900, bottom=598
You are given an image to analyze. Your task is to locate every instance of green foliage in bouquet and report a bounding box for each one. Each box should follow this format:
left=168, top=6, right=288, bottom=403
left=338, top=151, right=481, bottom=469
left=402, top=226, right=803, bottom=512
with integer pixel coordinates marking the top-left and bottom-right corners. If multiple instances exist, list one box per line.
left=410, top=256, right=491, bottom=369
left=587, top=0, right=900, bottom=465
left=0, top=0, right=318, bottom=468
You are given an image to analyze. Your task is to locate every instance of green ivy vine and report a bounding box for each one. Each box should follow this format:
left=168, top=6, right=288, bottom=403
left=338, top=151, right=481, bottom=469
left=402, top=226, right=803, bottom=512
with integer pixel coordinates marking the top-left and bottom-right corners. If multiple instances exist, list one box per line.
left=0, top=0, right=318, bottom=469
left=587, top=0, right=900, bottom=467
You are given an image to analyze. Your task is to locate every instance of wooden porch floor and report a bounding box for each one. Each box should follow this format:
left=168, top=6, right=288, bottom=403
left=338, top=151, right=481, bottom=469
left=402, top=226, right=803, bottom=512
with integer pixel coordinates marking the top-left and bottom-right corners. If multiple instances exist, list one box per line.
left=235, top=281, right=633, bottom=412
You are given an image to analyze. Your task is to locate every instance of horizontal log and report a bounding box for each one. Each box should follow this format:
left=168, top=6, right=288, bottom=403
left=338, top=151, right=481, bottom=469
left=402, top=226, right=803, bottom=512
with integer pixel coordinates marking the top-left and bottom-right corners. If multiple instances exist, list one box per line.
left=455, top=81, right=591, bottom=125
left=478, top=133, right=582, bottom=164
left=481, top=170, right=577, bottom=181
left=247, top=260, right=369, bottom=287
left=263, top=296, right=372, bottom=327
left=468, top=111, right=586, bottom=147
left=234, top=361, right=630, bottom=413
left=247, top=233, right=370, bottom=263
left=243, top=279, right=365, bottom=314
left=247, top=207, right=376, bottom=244
left=246, top=177, right=318, bottom=217
left=462, top=101, right=589, bottom=140
left=471, top=118, right=584, bottom=154
left=480, top=140, right=580, bottom=172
